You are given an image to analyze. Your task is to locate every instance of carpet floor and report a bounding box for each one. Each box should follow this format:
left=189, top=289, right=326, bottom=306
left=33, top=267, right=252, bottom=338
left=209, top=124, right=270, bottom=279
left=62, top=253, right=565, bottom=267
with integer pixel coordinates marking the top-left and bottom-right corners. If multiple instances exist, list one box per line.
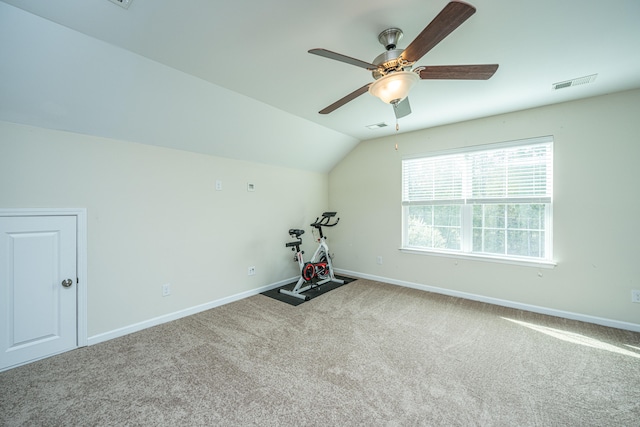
left=1, top=279, right=639, bottom=426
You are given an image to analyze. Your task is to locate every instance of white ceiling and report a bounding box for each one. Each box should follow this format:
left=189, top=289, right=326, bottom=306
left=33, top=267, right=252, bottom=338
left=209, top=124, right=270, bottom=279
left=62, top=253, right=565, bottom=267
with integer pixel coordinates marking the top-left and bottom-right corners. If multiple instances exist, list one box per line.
left=3, top=0, right=640, bottom=153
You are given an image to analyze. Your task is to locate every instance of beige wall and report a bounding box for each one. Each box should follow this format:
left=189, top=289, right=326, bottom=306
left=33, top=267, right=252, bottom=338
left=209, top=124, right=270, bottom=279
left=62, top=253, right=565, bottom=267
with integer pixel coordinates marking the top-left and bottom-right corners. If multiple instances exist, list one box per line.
left=0, top=121, right=328, bottom=337
left=329, top=89, right=640, bottom=327
left=2, top=88, right=639, bottom=339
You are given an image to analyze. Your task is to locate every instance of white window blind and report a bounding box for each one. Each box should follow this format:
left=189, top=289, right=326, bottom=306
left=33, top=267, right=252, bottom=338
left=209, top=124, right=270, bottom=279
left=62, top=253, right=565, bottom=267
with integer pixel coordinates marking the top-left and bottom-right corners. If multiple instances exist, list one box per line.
left=469, top=143, right=552, bottom=203
left=402, top=154, right=464, bottom=204
left=403, top=138, right=553, bottom=205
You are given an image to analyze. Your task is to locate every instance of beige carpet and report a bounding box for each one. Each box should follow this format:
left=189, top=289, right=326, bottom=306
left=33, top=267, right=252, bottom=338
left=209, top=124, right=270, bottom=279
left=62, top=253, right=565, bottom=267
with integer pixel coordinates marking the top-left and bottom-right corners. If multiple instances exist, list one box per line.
left=1, top=279, right=639, bottom=426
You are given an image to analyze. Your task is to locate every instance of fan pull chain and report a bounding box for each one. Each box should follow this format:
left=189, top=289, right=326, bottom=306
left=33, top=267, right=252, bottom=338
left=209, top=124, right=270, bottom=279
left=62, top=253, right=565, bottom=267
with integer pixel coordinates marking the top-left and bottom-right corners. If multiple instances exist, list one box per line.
left=391, top=100, right=400, bottom=150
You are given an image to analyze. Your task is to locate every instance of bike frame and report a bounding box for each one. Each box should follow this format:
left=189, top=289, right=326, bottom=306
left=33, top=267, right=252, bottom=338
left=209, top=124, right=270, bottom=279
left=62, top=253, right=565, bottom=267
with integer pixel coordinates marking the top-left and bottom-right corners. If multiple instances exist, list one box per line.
left=279, top=213, right=344, bottom=301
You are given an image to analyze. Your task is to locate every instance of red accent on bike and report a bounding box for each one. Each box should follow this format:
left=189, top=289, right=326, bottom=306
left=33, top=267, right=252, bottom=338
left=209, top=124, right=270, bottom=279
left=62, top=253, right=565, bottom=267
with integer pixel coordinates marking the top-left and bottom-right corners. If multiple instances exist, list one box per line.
left=302, top=263, right=316, bottom=281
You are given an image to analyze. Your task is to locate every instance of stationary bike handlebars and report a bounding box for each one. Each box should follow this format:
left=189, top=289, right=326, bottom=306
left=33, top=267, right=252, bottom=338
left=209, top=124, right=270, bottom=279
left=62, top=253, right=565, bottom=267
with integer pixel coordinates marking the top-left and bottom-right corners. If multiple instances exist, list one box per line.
left=311, top=212, right=339, bottom=229
left=310, top=212, right=339, bottom=239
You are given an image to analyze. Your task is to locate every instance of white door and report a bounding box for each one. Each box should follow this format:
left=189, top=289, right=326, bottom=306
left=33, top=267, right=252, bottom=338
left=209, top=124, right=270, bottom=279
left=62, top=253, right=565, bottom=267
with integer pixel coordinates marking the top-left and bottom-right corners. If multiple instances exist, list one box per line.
left=0, top=215, right=78, bottom=370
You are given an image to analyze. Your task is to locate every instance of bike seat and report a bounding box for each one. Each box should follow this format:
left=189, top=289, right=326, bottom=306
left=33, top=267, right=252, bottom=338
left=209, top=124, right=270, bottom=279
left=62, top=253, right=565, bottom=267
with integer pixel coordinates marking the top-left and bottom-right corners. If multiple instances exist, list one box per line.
left=288, top=229, right=304, bottom=237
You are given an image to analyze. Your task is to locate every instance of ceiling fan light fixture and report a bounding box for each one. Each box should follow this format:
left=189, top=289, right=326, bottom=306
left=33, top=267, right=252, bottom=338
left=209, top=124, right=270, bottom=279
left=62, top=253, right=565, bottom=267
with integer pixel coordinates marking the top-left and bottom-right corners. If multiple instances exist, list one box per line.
left=368, top=71, right=419, bottom=104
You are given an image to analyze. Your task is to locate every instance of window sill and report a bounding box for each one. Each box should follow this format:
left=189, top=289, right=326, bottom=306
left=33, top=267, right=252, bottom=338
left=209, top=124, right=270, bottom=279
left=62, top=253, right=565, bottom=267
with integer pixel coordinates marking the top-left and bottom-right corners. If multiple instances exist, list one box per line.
left=399, top=248, right=557, bottom=269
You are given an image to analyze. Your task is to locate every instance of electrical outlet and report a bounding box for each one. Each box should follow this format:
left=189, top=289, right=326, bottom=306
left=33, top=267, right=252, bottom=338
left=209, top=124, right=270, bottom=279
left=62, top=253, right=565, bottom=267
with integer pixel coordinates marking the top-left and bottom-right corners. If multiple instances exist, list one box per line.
left=162, top=283, right=171, bottom=297
left=248, top=266, right=256, bottom=276
left=215, top=180, right=222, bottom=191
left=376, top=256, right=383, bottom=265
left=632, top=290, right=640, bottom=303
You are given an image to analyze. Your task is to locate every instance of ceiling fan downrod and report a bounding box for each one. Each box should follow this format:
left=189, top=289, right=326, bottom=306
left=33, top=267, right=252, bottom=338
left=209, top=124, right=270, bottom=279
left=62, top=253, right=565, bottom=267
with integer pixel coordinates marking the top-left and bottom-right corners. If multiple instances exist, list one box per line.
left=378, top=28, right=403, bottom=50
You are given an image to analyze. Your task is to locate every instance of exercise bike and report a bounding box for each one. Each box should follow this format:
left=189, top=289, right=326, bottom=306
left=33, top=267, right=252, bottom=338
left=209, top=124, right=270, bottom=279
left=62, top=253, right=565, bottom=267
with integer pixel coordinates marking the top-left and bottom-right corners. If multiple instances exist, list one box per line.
left=279, top=212, right=344, bottom=301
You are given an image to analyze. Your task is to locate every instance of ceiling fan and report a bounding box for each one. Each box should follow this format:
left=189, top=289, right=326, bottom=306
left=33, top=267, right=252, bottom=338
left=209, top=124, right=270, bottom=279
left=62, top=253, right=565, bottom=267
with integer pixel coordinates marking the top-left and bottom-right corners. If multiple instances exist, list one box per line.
left=309, top=1, right=499, bottom=119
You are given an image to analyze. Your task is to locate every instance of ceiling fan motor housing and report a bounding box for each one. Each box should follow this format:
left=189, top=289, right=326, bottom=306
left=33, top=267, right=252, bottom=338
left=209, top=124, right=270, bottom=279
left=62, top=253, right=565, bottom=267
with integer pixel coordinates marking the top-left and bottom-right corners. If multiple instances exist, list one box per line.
left=372, top=49, right=412, bottom=80
left=372, top=28, right=415, bottom=80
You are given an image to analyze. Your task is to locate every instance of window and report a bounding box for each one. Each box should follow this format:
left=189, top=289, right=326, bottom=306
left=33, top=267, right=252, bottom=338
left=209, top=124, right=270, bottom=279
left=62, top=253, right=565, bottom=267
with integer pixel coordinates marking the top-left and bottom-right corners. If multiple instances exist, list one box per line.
left=402, top=136, right=553, bottom=263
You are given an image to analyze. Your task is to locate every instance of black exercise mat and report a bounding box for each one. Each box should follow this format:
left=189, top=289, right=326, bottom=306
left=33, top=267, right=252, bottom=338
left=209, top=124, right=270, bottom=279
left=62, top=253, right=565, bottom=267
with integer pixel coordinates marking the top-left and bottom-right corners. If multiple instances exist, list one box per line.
left=261, top=276, right=356, bottom=306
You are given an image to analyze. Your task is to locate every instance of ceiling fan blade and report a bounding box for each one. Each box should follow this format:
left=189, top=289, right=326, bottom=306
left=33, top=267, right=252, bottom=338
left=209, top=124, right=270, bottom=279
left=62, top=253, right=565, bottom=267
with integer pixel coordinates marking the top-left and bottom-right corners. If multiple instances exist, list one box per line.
left=319, top=83, right=372, bottom=114
left=400, top=1, right=476, bottom=64
left=418, top=64, right=499, bottom=80
left=393, top=98, right=412, bottom=119
left=309, top=48, right=378, bottom=70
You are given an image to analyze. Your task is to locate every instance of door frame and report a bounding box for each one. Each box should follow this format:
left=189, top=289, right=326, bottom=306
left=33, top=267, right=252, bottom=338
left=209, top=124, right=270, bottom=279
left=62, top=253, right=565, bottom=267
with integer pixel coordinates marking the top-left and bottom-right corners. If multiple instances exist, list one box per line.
left=0, top=208, right=88, bottom=347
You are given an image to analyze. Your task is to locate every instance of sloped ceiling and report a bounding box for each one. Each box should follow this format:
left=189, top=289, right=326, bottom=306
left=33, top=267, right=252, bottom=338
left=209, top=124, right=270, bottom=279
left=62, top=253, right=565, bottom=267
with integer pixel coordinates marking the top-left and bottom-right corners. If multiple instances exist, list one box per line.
left=2, top=0, right=640, bottom=172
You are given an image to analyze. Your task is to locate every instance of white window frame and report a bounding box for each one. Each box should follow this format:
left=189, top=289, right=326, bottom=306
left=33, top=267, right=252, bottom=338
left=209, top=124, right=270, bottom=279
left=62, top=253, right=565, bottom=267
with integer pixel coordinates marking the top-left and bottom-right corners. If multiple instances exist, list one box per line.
left=401, top=136, right=555, bottom=267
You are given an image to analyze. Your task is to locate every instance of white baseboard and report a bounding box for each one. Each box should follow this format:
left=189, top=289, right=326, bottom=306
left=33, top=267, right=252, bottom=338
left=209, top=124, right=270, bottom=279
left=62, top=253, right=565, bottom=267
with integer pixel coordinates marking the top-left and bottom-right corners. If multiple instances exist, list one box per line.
left=88, top=270, right=639, bottom=347
left=87, top=277, right=294, bottom=346
left=335, top=269, right=640, bottom=333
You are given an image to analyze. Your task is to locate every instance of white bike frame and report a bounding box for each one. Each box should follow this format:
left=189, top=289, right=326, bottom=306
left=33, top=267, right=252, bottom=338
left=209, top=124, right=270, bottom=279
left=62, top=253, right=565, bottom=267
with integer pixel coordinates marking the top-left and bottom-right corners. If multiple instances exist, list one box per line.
left=279, top=214, right=344, bottom=301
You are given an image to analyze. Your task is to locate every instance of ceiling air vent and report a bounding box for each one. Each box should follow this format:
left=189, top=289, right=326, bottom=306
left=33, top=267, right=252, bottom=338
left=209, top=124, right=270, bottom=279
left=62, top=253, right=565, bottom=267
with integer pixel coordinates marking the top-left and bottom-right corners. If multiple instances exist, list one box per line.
left=552, top=74, right=597, bottom=90
left=108, top=0, right=133, bottom=9
left=366, top=123, right=388, bottom=130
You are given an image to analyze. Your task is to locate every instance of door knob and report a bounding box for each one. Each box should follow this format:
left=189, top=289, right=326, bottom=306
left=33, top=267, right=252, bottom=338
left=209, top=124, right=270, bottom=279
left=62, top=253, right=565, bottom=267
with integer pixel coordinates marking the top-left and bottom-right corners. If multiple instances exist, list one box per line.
left=61, top=279, right=73, bottom=288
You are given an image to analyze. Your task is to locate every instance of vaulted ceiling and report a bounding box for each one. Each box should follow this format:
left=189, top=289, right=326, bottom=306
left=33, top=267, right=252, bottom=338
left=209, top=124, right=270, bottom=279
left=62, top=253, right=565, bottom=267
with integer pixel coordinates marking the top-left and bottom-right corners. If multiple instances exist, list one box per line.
left=2, top=0, right=640, bottom=171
